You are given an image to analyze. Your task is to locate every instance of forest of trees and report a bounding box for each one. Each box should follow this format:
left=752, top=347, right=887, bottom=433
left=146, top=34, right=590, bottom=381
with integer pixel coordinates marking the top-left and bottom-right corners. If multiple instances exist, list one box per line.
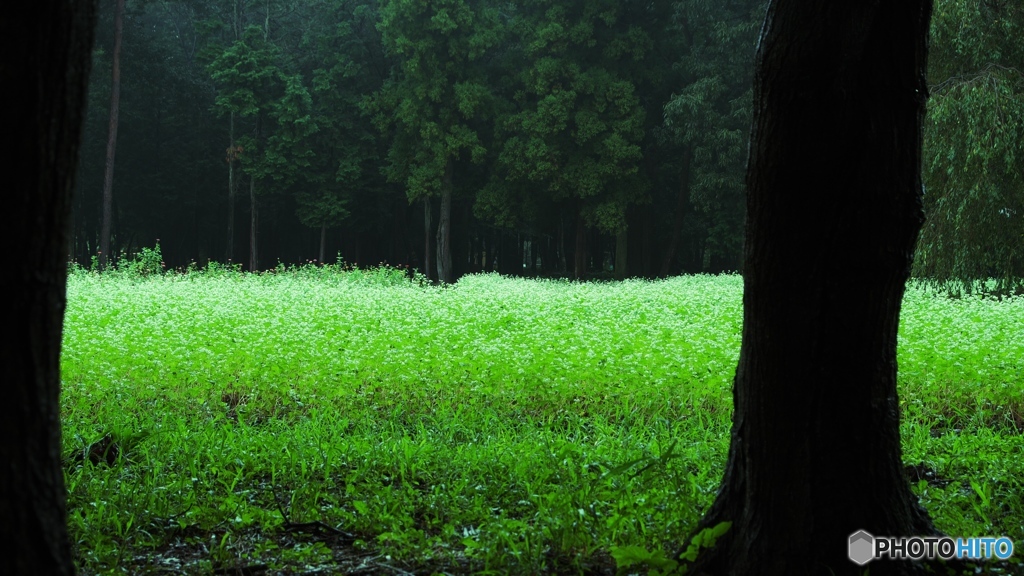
left=10, top=0, right=1022, bottom=573
left=72, top=0, right=1023, bottom=287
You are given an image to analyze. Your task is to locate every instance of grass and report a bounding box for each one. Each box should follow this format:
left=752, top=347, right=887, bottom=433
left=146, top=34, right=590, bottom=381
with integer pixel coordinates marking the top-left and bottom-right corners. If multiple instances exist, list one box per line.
left=60, top=263, right=1024, bottom=575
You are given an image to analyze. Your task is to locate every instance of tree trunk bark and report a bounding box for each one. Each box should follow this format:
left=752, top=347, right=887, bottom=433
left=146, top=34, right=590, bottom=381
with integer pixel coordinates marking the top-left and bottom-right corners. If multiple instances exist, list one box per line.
left=319, top=221, right=326, bottom=264
left=573, top=208, right=587, bottom=280
left=226, top=111, right=237, bottom=263
left=498, top=230, right=514, bottom=275
left=248, top=176, right=258, bottom=271
left=515, top=232, right=523, bottom=276
left=2, top=1, right=98, bottom=573
left=660, top=145, right=692, bottom=277
left=423, top=196, right=433, bottom=282
left=642, top=204, right=652, bottom=277
left=558, top=214, right=567, bottom=274
left=225, top=0, right=241, bottom=264
left=686, top=2, right=937, bottom=575
left=528, top=237, right=535, bottom=274
left=436, top=158, right=453, bottom=283
left=98, top=0, right=125, bottom=270
left=615, top=229, right=627, bottom=280
left=391, top=193, right=406, bottom=266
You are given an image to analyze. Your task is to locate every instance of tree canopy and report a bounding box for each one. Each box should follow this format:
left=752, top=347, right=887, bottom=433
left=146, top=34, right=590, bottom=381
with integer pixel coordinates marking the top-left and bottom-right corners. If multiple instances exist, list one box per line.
left=70, top=0, right=1014, bottom=286
left=916, top=0, right=1024, bottom=294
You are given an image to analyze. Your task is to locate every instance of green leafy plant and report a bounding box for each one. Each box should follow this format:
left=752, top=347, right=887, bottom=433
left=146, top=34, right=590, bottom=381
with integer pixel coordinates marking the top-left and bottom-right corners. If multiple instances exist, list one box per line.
left=116, top=242, right=165, bottom=278
left=58, top=272, right=1024, bottom=574
left=610, top=522, right=732, bottom=576
left=677, top=520, right=732, bottom=563
left=611, top=544, right=681, bottom=575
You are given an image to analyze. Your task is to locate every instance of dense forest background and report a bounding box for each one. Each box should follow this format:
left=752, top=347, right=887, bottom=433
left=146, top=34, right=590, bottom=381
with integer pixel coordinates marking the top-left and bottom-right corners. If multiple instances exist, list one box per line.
left=72, top=0, right=1023, bottom=288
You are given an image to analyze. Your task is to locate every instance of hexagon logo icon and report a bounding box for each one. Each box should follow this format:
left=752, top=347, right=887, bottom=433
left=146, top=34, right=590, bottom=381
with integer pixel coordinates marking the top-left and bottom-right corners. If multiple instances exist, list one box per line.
left=848, top=530, right=875, bottom=565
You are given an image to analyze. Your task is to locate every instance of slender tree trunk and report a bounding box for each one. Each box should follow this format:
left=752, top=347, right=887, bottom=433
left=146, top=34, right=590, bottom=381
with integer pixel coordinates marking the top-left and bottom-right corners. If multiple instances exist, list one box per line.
left=642, top=204, right=652, bottom=277
left=469, top=234, right=475, bottom=270
left=225, top=0, right=241, bottom=264
left=247, top=109, right=262, bottom=272
left=391, top=194, right=406, bottom=265
left=319, top=221, right=326, bottom=263
left=573, top=208, right=587, bottom=279
left=2, top=1, right=98, bottom=573
left=99, top=0, right=125, bottom=270
left=660, top=145, right=692, bottom=277
left=641, top=143, right=657, bottom=278
left=615, top=229, right=627, bottom=280
left=558, top=214, right=567, bottom=274
left=686, top=2, right=937, bottom=575
left=518, top=235, right=524, bottom=273
left=488, top=232, right=495, bottom=272
left=498, top=230, right=510, bottom=274
left=423, top=196, right=433, bottom=282
left=436, top=158, right=453, bottom=283
left=492, top=231, right=499, bottom=273
left=454, top=203, right=470, bottom=279
left=528, top=237, right=535, bottom=274
left=67, top=208, right=76, bottom=262
left=226, top=111, right=236, bottom=262
left=248, top=176, right=258, bottom=271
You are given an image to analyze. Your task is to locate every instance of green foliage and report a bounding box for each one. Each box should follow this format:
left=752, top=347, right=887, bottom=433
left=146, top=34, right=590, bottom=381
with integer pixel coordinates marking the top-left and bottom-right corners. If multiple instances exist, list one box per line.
left=119, top=242, right=166, bottom=277
left=367, top=0, right=499, bottom=202
left=659, top=0, right=765, bottom=267
left=484, top=0, right=650, bottom=233
left=293, top=0, right=389, bottom=236
left=208, top=25, right=282, bottom=119
left=611, top=544, right=680, bottom=575
left=916, top=0, right=1024, bottom=294
left=76, top=0, right=1024, bottom=286
left=60, top=273, right=1024, bottom=573
left=610, top=521, right=731, bottom=575
left=269, top=258, right=425, bottom=287
left=67, top=242, right=168, bottom=279
left=207, top=15, right=322, bottom=231
left=260, top=73, right=319, bottom=184
left=677, top=520, right=731, bottom=563
left=294, top=182, right=349, bottom=231
left=198, top=259, right=245, bottom=277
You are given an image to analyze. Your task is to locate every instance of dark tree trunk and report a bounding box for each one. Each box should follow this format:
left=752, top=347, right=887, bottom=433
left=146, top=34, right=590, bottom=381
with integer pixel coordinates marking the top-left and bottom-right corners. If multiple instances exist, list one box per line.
left=436, top=158, right=453, bottom=283
left=499, top=230, right=515, bottom=275
left=626, top=206, right=642, bottom=277
left=515, top=232, right=524, bottom=276
left=99, top=0, right=125, bottom=270
left=1, top=1, right=98, bottom=573
left=573, top=209, right=587, bottom=279
left=660, top=145, right=692, bottom=277
left=453, top=202, right=471, bottom=279
left=642, top=204, right=652, bottom=277
left=614, top=229, right=627, bottom=280
left=391, top=193, right=406, bottom=265
left=318, top=221, right=326, bottom=263
left=225, top=0, right=242, bottom=263
left=423, top=196, right=434, bottom=282
left=226, top=111, right=237, bottom=262
left=686, top=2, right=936, bottom=576
left=529, top=237, right=535, bottom=274
left=558, top=214, right=567, bottom=274
left=496, top=230, right=507, bottom=274
left=248, top=176, right=258, bottom=271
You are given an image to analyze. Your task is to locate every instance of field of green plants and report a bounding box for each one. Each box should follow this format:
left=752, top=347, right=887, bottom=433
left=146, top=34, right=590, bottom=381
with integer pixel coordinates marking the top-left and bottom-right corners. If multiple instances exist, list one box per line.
left=60, top=263, right=1024, bottom=575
